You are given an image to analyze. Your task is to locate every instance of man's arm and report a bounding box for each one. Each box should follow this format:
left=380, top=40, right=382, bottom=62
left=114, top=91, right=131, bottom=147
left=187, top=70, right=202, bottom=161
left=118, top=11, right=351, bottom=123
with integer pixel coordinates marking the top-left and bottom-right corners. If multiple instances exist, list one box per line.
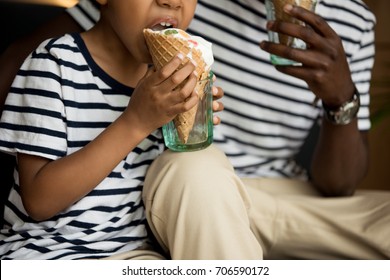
left=260, top=4, right=371, bottom=196
left=311, top=121, right=369, bottom=196
left=0, top=12, right=84, bottom=114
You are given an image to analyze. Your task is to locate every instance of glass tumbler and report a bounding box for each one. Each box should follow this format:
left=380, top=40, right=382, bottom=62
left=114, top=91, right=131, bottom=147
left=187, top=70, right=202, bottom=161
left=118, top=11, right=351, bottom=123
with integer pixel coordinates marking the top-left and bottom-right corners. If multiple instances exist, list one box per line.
left=265, top=0, right=318, bottom=65
left=162, top=74, right=213, bottom=152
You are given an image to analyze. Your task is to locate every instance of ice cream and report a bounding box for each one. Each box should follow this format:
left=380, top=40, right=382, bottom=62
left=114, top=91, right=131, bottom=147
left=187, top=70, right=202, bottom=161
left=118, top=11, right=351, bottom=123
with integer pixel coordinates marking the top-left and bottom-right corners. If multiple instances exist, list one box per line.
left=273, top=0, right=317, bottom=45
left=144, top=28, right=214, bottom=143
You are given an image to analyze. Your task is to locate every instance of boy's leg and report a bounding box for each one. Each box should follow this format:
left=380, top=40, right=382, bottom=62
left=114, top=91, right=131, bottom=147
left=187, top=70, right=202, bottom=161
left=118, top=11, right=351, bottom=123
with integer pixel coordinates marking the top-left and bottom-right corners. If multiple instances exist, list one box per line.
left=142, top=145, right=267, bottom=259
left=244, top=178, right=390, bottom=259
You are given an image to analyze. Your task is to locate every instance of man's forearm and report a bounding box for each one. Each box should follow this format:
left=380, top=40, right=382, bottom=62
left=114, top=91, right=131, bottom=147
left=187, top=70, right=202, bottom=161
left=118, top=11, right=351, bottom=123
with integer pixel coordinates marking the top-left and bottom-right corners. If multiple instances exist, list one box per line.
left=310, top=118, right=369, bottom=196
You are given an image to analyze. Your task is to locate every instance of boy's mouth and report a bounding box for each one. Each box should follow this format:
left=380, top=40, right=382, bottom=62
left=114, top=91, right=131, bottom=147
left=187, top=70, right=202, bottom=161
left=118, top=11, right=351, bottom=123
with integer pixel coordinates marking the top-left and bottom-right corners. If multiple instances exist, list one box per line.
left=151, top=22, right=174, bottom=31
left=149, top=17, right=178, bottom=31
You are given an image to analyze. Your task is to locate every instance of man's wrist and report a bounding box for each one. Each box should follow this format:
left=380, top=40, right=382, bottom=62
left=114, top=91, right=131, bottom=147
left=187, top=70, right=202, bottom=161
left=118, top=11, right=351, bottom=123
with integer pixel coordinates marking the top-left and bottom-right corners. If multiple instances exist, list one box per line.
left=322, top=88, right=360, bottom=125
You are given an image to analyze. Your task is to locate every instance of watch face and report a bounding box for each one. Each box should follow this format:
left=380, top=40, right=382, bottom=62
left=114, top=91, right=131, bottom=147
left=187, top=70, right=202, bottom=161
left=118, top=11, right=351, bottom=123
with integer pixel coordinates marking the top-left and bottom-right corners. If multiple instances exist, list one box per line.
left=335, top=102, right=359, bottom=124
left=325, top=90, right=360, bottom=125
left=340, top=112, right=351, bottom=124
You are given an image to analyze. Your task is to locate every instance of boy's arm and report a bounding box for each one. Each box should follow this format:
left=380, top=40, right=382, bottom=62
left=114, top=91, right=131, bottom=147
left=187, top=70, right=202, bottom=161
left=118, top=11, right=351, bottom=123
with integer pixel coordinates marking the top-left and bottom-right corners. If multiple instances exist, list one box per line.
left=0, top=12, right=84, bottom=114
left=17, top=56, right=199, bottom=222
left=18, top=114, right=150, bottom=222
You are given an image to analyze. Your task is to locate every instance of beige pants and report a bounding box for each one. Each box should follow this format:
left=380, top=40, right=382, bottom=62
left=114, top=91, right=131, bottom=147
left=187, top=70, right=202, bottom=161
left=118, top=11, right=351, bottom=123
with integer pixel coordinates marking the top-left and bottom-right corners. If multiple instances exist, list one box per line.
left=103, top=246, right=165, bottom=260
left=143, top=145, right=390, bottom=260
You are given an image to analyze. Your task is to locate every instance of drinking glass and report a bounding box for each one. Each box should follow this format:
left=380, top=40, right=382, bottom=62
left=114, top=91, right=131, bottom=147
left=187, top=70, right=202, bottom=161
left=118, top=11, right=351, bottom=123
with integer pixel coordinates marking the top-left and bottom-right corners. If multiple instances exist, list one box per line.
left=162, top=74, right=213, bottom=152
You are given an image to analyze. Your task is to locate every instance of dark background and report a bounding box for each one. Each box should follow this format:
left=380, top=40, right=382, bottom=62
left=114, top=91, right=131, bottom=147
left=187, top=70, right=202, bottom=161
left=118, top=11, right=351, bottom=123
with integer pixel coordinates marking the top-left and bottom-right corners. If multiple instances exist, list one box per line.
left=0, top=2, right=65, bottom=53
left=0, top=2, right=66, bottom=224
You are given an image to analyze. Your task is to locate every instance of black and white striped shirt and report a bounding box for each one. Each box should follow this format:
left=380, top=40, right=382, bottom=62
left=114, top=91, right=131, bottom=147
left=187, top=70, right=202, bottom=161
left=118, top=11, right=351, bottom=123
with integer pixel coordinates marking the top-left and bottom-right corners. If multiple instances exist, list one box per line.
left=0, top=34, right=164, bottom=259
left=68, top=0, right=375, bottom=178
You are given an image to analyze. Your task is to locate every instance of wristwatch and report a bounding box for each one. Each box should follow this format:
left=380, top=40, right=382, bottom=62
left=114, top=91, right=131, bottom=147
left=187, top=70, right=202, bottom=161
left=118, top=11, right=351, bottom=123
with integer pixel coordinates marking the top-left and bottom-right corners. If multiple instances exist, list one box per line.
left=323, top=88, right=360, bottom=125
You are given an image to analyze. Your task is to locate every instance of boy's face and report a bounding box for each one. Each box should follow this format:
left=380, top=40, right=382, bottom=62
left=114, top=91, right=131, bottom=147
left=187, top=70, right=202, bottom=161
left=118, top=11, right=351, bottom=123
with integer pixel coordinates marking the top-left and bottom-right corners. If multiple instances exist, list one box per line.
left=99, top=0, right=198, bottom=63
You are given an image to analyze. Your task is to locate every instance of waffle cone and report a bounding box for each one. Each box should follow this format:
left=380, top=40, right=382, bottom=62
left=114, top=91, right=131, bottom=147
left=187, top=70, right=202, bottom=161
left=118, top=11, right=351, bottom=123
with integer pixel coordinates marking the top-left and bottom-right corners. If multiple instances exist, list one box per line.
left=144, top=29, right=210, bottom=143
left=172, top=78, right=209, bottom=143
left=273, top=0, right=315, bottom=45
left=298, top=0, right=315, bottom=10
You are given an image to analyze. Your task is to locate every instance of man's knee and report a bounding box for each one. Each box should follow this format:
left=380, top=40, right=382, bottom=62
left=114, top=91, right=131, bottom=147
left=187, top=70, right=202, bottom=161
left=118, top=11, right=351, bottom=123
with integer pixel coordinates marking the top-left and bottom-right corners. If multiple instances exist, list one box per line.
left=155, top=144, right=231, bottom=172
left=143, top=144, right=238, bottom=204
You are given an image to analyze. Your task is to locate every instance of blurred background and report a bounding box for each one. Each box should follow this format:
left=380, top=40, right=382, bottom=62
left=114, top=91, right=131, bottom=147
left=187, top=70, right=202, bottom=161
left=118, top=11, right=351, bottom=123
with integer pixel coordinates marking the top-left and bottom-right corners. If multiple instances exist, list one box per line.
left=2, top=0, right=76, bottom=7
left=0, top=0, right=389, bottom=190
left=360, top=0, right=390, bottom=191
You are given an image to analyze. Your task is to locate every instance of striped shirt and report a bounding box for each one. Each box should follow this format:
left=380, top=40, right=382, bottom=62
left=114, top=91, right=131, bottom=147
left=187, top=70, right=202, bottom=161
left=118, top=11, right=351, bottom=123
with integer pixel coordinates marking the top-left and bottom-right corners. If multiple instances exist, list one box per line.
left=191, top=0, right=375, bottom=178
left=69, top=0, right=375, bottom=179
left=0, top=33, right=165, bottom=259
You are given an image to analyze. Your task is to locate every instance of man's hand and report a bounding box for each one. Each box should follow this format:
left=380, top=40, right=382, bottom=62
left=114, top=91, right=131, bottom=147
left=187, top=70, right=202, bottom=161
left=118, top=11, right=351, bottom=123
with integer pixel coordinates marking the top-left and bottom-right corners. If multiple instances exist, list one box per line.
left=260, top=4, right=355, bottom=107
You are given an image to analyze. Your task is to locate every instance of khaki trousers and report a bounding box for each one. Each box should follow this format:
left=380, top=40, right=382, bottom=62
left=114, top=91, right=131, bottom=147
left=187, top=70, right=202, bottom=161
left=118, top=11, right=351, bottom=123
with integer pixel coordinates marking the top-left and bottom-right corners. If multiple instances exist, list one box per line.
left=143, top=145, right=390, bottom=260
left=103, top=246, right=165, bottom=260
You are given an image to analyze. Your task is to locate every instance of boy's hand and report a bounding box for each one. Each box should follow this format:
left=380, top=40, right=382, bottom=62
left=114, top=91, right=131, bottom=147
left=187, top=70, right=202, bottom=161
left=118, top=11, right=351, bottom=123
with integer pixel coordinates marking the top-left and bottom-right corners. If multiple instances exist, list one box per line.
left=124, top=54, right=199, bottom=135
left=260, top=4, right=355, bottom=107
left=212, top=75, right=224, bottom=125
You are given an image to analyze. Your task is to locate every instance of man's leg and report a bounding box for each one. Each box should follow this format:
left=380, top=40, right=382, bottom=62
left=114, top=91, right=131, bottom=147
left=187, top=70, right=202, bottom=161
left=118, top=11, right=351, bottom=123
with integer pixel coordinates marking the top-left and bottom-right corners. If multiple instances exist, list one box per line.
left=143, top=145, right=267, bottom=259
left=144, top=147, right=390, bottom=259
left=102, top=244, right=165, bottom=260
left=245, top=178, right=390, bottom=259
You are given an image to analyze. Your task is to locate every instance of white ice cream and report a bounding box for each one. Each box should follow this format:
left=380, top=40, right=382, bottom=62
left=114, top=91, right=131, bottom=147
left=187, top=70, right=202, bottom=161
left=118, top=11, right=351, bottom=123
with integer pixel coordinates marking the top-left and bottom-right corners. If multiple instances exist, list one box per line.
left=150, top=28, right=214, bottom=71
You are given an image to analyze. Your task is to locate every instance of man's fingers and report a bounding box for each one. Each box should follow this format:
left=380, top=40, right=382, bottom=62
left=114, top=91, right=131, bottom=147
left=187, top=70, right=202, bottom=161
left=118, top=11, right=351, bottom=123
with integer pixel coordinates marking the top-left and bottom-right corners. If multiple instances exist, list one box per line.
left=283, top=4, right=337, bottom=38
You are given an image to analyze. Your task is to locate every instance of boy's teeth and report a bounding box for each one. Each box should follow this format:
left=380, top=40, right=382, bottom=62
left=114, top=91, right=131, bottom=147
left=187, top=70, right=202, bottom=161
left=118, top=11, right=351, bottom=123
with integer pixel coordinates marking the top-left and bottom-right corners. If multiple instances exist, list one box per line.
left=160, top=22, right=172, bottom=27
left=150, top=22, right=173, bottom=31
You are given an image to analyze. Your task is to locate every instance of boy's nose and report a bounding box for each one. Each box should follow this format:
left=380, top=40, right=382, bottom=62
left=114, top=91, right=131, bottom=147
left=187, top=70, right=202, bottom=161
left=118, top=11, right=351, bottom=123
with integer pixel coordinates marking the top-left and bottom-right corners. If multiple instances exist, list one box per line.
left=157, top=0, right=182, bottom=9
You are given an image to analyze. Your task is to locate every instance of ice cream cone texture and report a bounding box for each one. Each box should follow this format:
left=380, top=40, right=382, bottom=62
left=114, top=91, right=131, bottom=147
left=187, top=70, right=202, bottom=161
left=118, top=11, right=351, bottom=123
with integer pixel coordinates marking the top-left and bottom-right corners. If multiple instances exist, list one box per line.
left=273, top=0, right=316, bottom=45
left=144, top=28, right=214, bottom=143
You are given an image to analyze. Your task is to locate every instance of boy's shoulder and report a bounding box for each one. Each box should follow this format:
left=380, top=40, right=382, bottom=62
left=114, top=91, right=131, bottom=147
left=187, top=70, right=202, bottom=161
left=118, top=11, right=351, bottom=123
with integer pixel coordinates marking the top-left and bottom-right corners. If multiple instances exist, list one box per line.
left=35, top=33, right=78, bottom=54
left=23, top=33, right=87, bottom=76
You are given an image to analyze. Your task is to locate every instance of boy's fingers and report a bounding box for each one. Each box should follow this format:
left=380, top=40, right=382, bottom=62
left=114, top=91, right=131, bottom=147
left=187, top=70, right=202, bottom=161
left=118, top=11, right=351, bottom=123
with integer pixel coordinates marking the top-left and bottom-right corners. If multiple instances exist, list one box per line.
left=177, top=72, right=198, bottom=98
left=157, top=57, right=197, bottom=92
left=213, top=100, right=224, bottom=113
left=150, top=53, right=185, bottom=85
left=168, top=92, right=198, bottom=116
left=212, top=86, right=223, bottom=100
left=168, top=72, right=198, bottom=104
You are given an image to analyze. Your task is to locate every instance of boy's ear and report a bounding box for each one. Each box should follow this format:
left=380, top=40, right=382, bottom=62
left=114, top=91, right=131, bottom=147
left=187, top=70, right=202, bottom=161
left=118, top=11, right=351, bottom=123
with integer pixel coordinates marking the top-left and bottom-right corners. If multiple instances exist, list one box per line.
left=96, top=0, right=107, bottom=5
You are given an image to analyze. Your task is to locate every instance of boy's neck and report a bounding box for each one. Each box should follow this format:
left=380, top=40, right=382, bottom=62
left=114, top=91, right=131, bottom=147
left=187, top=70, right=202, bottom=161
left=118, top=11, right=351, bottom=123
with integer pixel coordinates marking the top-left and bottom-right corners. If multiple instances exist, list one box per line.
left=81, top=23, right=148, bottom=88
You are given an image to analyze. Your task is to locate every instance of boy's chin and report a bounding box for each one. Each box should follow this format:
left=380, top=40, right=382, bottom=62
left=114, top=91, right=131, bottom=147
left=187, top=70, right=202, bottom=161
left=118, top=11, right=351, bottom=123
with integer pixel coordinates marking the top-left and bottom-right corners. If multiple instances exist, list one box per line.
left=141, top=53, right=153, bottom=65
left=139, top=58, right=153, bottom=66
